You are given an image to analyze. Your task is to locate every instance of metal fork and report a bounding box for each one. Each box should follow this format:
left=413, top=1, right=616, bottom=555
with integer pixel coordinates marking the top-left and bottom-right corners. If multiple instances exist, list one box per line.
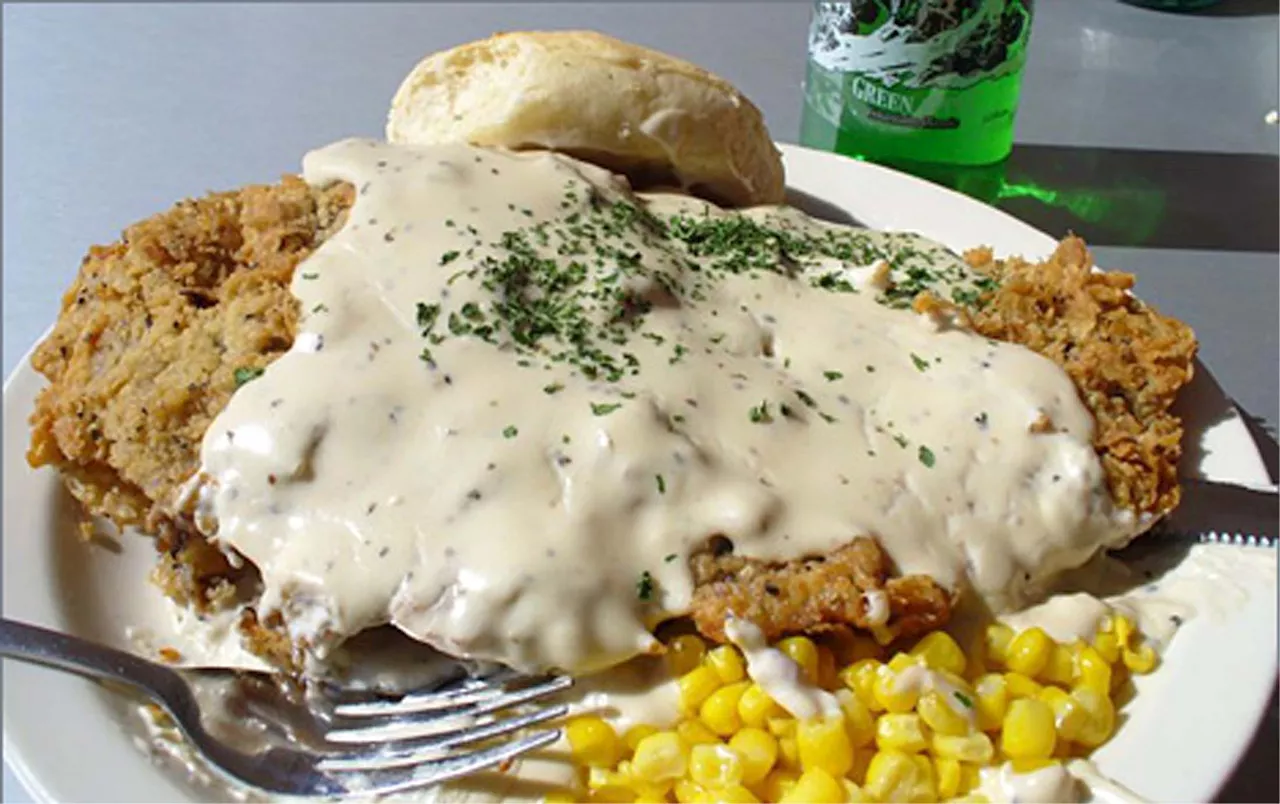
left=0, top=618, right=572, bottom=798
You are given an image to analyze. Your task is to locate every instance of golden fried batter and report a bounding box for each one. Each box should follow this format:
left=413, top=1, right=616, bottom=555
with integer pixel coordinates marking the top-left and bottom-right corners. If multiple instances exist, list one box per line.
left=28, top=177, right=352, bottom=616
left=965, top=238, right=1196, bottom=517
left=689, top=537, right=953, bottom=645
left=26, top=178, right=1194, bottom=664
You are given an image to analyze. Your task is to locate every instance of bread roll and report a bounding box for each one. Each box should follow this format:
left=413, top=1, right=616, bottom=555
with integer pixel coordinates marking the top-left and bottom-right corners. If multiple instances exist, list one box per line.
left=386, top=30, right=785, bottom=208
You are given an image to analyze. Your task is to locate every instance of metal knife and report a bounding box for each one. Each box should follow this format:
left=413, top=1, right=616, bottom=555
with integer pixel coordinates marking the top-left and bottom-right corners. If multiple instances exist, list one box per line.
left=1154, top=477, right=1279, bottom=548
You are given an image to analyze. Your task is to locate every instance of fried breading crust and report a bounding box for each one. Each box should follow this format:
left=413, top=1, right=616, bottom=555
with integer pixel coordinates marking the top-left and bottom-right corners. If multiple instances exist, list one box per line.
left=964, top=238, right=1196, bottom=517
left=689, top=537, right=953, bottom=645
left=28, top=177, right=352, bottom=613
left=27, top=179, right=1194, bottom=663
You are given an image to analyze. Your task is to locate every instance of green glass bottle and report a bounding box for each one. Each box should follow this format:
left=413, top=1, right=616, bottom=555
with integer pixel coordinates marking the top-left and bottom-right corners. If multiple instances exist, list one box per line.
left=800, top=1, right=1036, bottom=168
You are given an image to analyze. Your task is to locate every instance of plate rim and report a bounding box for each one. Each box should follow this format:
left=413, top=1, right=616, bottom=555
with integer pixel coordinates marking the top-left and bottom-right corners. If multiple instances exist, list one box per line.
left=3, top=142, right=1276, bottom=803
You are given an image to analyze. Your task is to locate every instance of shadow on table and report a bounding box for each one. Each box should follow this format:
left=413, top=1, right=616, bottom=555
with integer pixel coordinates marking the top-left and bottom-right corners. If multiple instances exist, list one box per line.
left=1196, top=0, right=1279, bottom=17
left=897, top=145, right=1279, bottom=252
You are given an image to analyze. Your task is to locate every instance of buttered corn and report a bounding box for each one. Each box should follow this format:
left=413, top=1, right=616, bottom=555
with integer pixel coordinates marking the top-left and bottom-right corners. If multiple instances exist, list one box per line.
left=567, top=614, right=1161, bottom=802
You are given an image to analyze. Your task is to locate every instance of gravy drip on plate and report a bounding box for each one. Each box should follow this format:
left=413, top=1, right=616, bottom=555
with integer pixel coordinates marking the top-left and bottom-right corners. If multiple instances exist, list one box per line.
left=193, top=138, right=1136, bottom=674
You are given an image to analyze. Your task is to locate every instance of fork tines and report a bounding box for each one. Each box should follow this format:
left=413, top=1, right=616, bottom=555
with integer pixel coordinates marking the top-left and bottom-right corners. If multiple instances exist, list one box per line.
left=318, top=673, right=573, bottom=794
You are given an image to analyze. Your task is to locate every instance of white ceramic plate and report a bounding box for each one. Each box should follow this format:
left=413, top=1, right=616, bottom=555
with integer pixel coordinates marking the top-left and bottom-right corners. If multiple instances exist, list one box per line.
left=4, top=144, right=1276, bottom=803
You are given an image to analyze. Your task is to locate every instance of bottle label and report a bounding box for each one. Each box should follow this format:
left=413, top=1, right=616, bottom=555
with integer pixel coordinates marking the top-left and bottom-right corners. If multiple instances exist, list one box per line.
left=807, top=1, right=1034, bottom=131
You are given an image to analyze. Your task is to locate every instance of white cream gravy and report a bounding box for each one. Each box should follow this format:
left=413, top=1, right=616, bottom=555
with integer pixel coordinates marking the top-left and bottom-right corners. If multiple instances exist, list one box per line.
left=192, top=138, right=1138, bottom=675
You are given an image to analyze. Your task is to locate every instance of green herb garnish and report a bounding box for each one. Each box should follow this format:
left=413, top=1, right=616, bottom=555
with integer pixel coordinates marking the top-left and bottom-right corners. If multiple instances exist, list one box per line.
left=749, top=401, right=773, bottom=423
left=918, top=445, right=936, bottom=468
left=637, top=571, right=655, bottom=601
left=233, top=366, right=264, bottom=387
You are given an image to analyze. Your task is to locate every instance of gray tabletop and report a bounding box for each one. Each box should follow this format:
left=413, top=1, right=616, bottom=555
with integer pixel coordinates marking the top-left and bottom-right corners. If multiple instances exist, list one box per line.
left=3, top=2, right=1276, bottom=802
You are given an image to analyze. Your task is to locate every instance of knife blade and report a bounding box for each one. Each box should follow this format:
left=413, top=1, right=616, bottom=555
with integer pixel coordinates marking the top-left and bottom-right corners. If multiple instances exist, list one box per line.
left=1154, top=477, right=1279, bottom=548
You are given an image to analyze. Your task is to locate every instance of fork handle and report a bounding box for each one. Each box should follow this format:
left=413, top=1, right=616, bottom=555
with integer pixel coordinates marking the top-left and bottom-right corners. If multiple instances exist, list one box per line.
left=0, top=617, right=181, bottom=701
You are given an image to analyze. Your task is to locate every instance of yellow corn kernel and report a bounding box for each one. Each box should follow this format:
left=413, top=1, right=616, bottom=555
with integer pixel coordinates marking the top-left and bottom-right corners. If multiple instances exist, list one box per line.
left=544, top=790, right=580, bottom=804
left=776, top=637, right=821, bottom=686
left=1038, top=686, right=1087, bottom=742
left=931, top=732, right=994, bottom=764
left=630, top=778, right=673, bottom=804
left=864, top=750, right=925, bottom=803
left=1006, top=627, right=1053, bottom=678
left=779, top=768, right=846, bottom=804
left=1009, top=757, right=1061, bottom=775
left=843, top=778, right=870, bottom=803
left=1040, top=643, right=1076, bottom=686
left=874, top=666, right=921, bottom=714
left=706, top=644, right=747, bottom=684
left=679, top=666, right=723, bottom=713
left=632, top=731, right=688, bottom=782
left=768, top=717, right=797, bottom=738
left=777, top=735, right=801, bottom=770
left=910, top=632, right=968, bottom=677
left=887, top=653, right=922, bottom=674
left=917, top=690, right=969, bottom=737
left=875, top=712, right=929, bottom=754
left=738, top=684, right=785, bottom=727
left=1092, top=631, right=1121, bottom=664
left=587, top=767, right=634, bottom=796
left=1001, top=698, right=1057, bottom=760
left=730, top=728, right=778, bottom=785
left=678, top=718, right=722, bottom=747
left=567, top=716, right=622, bottom=768
left=624, top=724, right=660, bottom=754
left=1070, top=686, right=1117, bottom=748
left=835, top=688, right=877, bottom=747
left=1074, top=645, right=1112, bottom=695
left=840, top=659, right=884, bottom=712
left=621, top=763, right=671, bottom=804
left=667, top=634, right=708, bottom=677
left=715, top=785, right=760, bottom=803
left=935, top=756, right=962, bottom=800
left=755, top=769, right=800, bottom=802
left=870, top=623, right=897, bottom=646
left=958, top=763, right=983, bottom=795
left=1003, top=672, right=1042, bottom=700
left=1122, top=643, right=1159, bottom=674
left=984, top=623, right=1015, bottom=666
left=689, top=743, right=745, bottom=789
left=1113, top=615, right=1136, bottom=649
left=797, top=714, right=855, bottom=777
left=701, top=681, right=750, bottom=736
left=974, top=673, right=1009, bottom=732
left=911, top=765, right=941, bottom=802
left=673, top=780, right=705, bottom=804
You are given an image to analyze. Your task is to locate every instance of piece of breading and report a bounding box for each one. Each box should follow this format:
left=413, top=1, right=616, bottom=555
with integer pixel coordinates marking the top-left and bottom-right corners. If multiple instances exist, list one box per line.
left=964, top=238, right=1196, bottom=517
left=28, top=177, right=352, bottom=614
left=688, top=537, right=953, bottom=646
left=26, top=180, right=1194, bottom=665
